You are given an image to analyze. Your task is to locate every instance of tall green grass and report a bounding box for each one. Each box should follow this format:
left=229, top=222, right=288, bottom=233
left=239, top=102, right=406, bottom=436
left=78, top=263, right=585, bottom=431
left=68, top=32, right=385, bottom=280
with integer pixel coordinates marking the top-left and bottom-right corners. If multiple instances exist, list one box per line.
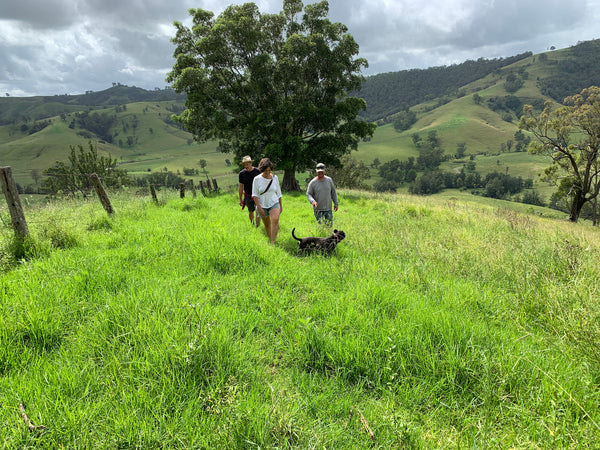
left=1, top=188, right=599, bottom=447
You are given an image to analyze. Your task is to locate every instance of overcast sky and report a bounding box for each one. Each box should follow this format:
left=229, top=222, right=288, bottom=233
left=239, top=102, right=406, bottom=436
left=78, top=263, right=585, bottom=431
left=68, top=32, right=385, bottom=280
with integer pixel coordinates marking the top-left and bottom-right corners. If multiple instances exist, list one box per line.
left=1, top=0, right=599, bottom=97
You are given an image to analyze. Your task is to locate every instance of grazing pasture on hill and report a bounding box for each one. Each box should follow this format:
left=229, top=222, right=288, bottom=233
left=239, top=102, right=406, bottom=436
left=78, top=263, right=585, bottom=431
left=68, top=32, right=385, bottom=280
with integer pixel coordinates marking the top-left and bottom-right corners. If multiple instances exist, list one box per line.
left=1, top=188, right=599, bottom=447
left=4, top=42, right=600, bottom=208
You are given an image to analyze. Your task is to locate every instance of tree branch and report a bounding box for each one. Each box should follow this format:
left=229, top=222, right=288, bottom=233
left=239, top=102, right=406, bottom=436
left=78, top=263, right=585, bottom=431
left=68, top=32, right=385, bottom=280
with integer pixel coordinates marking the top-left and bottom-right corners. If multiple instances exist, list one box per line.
left=19, top=403, right=47, bottom=433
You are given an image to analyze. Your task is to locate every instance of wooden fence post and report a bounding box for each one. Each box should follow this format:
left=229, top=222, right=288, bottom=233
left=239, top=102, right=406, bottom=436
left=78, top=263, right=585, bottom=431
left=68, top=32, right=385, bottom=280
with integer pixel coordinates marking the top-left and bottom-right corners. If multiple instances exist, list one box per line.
left=90, top=173, right=114, bottom=215
left=179, top=183, right=185, bottom=198
left=199, top=181, right=207, bottom=197
left=189, top=179, right=197, bottom=198
left=0, top=166, right=30, bottom=239
left=212, top=178, right=219, bottom=191
left=150, top=184, right=158, bottom=203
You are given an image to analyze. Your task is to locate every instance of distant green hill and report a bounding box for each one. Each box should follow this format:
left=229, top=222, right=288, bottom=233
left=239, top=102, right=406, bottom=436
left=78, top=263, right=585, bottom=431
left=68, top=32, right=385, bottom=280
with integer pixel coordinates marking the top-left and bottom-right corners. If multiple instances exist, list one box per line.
left=352, top=39, right=600, bottom=198
left=0, top=85, right=184, bottom=125
left=1, top=39, right=600, bottom=195
left=356, top=39, right=600, bottom=124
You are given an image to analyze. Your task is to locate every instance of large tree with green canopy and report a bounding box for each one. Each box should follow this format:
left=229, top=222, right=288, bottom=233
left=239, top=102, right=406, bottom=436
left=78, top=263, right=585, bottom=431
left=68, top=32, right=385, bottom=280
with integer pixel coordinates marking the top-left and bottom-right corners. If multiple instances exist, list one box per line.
left=167, top=0, right=376, bottom=191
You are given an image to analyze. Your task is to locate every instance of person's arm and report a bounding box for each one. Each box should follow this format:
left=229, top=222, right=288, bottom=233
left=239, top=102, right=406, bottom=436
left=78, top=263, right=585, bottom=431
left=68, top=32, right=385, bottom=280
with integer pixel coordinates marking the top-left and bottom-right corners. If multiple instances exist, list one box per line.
left=331, top=179, right=339, bottom=211
left=306, top=180, right=317, bottom=207
left=276, top=176, right=282, bottom=211
left=238, top=182, right=244, bottom=206
left=252, top=178, right=264, bottom=215
left=252, top=195, right=262, bottom=213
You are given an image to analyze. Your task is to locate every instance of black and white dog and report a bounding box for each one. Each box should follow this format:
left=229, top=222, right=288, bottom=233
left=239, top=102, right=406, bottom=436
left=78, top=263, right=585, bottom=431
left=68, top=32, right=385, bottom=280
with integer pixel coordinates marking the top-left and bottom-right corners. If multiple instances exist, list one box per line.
left=291, top=228, right=346, bottom=254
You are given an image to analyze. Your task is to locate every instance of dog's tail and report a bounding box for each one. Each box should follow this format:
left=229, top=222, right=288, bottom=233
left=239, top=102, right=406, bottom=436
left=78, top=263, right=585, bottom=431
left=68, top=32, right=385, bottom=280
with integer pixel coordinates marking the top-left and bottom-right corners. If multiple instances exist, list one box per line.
left=291, top=227, right=302, bottom=241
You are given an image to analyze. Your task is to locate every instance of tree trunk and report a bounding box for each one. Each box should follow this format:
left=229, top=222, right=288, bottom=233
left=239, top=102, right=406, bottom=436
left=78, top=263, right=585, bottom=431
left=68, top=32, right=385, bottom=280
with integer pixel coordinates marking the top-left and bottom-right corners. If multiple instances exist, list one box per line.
left=569, top=192, right=587, bottom=222
left=282, top=168, right=300, bottom=192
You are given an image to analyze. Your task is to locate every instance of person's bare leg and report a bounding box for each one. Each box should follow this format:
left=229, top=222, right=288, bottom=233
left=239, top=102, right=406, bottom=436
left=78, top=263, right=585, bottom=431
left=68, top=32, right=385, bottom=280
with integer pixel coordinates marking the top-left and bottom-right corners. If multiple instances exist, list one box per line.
left=269, top=209, right=280, bottom=243
left=262, top=216, right=271, bottom=240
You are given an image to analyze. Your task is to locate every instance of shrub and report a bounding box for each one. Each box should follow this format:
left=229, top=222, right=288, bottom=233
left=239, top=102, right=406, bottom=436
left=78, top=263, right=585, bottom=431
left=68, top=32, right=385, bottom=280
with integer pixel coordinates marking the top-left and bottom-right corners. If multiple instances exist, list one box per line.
left=521, top=190, right=546, bottom=207
left=373, top=180, right=397, bottom=192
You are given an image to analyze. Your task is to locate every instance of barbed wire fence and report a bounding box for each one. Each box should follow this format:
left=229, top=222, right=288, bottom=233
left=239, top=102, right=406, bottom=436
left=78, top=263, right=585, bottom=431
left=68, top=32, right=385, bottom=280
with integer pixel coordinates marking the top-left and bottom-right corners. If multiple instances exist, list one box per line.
left=0, top=166, right=227, bottom=241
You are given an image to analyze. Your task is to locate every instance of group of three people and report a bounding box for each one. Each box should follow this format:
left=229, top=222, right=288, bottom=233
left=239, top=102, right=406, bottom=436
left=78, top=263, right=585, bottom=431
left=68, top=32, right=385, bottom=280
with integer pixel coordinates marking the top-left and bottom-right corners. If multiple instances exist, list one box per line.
left=238, top=156, right=338, bottom=244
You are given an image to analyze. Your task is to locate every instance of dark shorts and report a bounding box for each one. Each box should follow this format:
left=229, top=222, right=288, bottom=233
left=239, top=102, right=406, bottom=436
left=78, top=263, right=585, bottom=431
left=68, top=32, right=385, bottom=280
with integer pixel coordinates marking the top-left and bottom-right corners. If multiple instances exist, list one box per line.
left=244, top=196, right=256, bottom=212
left=314, top=210, right=333, bottom=225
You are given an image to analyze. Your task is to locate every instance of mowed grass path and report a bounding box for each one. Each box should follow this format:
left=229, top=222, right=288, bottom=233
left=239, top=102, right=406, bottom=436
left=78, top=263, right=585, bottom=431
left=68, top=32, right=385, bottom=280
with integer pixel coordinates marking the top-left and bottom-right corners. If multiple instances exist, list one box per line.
left=1, top=189, right=599, bottom=448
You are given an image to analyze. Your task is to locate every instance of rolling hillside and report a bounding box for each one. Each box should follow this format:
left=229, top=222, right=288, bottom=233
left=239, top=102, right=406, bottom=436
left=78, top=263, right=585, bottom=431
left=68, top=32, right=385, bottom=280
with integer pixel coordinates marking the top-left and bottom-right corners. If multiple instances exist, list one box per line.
left=1, top=39, right=600, bottom=194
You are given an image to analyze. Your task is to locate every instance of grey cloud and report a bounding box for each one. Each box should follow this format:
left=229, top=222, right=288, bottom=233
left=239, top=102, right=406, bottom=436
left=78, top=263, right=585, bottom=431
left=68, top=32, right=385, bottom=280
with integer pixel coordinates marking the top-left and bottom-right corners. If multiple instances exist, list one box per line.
left=2, top=0, right=79, bottom=29
left=446, top=0, right=588, bottom=48
left=1, top=0, right=599, bottom=96
left=81, top=0, right=189, bottom=30
left=329, top=0, right=593, bottom=74
left=111, top=28, right=176, bottom=69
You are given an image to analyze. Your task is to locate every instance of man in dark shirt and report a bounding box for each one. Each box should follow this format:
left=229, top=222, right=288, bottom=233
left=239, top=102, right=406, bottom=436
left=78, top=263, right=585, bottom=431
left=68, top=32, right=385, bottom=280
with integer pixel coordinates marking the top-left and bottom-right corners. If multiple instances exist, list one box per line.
left=238, top=155, right=261, bottom=227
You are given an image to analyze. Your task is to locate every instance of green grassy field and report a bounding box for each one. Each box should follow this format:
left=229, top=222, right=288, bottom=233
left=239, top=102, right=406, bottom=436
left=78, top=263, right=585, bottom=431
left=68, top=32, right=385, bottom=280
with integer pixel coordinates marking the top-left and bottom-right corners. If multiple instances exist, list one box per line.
left=1, top=187, right=599, bottom=447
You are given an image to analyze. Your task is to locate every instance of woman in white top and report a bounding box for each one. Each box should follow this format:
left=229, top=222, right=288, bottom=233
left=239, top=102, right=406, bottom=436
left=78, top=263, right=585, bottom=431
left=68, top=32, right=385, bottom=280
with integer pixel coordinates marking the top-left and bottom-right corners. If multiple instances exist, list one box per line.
left=252, top=158, right=283, bottom=244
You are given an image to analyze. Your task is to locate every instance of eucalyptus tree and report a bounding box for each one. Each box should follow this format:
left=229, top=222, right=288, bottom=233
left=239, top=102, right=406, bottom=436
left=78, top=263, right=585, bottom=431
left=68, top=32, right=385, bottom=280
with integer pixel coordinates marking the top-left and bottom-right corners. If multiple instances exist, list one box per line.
left=520, top=86, right=600, bottom=222
left=167, top=0, right=375, bottom=190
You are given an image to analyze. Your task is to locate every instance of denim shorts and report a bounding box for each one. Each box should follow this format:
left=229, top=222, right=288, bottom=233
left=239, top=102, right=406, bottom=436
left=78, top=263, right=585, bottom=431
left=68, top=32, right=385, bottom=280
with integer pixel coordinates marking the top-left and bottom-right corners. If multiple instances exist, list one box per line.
left=259, top=204, right=280, bottom=217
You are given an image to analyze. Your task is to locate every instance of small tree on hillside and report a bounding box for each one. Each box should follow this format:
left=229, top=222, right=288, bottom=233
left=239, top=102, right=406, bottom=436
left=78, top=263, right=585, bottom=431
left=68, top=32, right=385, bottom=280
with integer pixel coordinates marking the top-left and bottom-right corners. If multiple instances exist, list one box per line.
left=43, top=141, right=132, bottom=196
left=393, top=109, right=417, bottom=132
left=519, top=86, right=600, bottom=222
left=30, top=169, right=41, bottom=186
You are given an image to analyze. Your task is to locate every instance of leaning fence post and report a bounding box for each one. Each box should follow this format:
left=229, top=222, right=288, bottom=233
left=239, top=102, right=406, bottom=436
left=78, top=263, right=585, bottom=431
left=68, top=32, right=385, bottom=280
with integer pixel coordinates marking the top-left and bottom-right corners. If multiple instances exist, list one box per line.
left=150, top=184, right=158, bottom=203
left=189, top=179, right=197, bottom=198
left=199, top=180, right=207, bottom=197
left=0, top=166, right=30, bottom=239
left=212, top=178, right=218, bottom=191
left=90, top=173, right=114, bottom=215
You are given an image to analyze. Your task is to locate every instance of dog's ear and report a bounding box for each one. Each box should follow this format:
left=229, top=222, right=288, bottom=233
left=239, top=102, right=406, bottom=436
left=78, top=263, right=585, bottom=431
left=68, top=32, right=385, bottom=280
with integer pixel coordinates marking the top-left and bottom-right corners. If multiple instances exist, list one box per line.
left=334, top=229, right=338, bottom=233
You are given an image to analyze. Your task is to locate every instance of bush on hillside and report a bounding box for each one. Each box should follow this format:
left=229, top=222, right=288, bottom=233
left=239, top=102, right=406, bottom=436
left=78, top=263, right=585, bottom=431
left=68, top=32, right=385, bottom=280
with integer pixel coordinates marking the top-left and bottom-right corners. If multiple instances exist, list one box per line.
left=373, top=180, right=397, bottom=193
left=326, top=155, right=371, bottom=189
left=519, top=190, right=546, bottom=207
left=378, top=157, right=416, bottom=185
left=409, top=171, right=444, bottom=195
left=42, top=141, right=133, bottom=196
left=393, top=110, right=417, bottom=132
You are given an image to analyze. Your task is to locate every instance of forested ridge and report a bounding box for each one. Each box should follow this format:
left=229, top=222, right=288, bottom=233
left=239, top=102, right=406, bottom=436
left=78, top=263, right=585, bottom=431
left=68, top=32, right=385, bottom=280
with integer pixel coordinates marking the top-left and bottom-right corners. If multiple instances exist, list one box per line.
left=537, top=39, right=600, bottom=101
left=355, top=39, right=600, bottom=123
left=356, top=52, right=533, bottom=122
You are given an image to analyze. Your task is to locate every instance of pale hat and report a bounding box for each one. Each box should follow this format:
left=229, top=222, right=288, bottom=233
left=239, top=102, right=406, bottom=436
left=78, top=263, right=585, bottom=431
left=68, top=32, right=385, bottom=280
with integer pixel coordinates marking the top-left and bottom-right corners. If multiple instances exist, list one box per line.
left=241, top=155, right=253, bottom=164
left=316, top=163, right=326, bottom=172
